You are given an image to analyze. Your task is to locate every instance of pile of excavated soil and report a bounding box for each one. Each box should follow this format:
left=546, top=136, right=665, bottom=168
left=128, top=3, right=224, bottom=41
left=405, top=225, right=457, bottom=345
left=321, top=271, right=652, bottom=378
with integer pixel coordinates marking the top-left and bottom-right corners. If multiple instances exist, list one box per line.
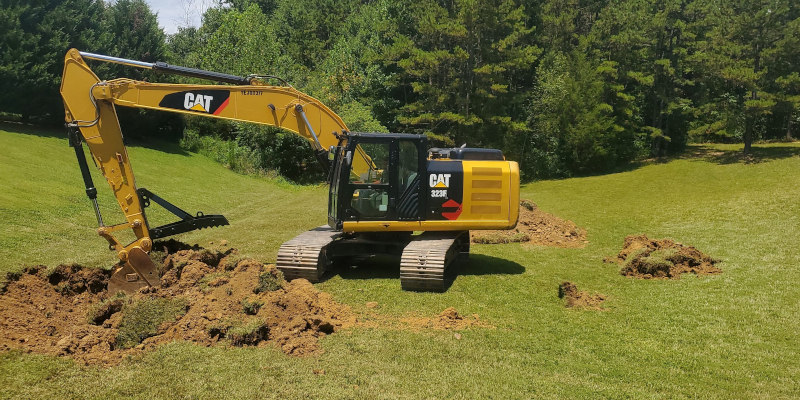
left=0, top=244, right=355, bottom=365
left=605, top=234, right=721, bottom=279
left=471, top=200, right=587, bottom=248
left=558, top=282, right=605, bottom=310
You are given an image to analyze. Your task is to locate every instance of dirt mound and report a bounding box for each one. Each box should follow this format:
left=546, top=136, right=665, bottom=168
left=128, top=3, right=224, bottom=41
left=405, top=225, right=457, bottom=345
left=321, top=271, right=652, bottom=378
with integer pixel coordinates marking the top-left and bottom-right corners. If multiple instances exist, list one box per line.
left=605, top=234, right=721, bottom=279
left=0, top=246, right=354, bottom=365
left=558, top=282, right=605, bottom=310
left=471, top=200, right=587, bottom=248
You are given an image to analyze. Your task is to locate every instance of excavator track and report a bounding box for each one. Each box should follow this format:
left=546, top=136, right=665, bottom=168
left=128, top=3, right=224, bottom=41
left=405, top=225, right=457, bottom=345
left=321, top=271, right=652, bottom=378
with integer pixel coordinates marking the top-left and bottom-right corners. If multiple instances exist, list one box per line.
left=276, top=226, right=340, bottom=282
left=400, top=231, right=469, bottom=292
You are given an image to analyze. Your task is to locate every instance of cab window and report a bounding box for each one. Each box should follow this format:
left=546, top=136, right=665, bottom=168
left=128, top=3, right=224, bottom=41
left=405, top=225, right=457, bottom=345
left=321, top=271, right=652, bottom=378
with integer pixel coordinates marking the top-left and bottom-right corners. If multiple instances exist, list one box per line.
left=349, top=142, right=390, bottom=218
left=398, top=140, right=418, bottom=191
left=349, top=143, right=389, bottom=184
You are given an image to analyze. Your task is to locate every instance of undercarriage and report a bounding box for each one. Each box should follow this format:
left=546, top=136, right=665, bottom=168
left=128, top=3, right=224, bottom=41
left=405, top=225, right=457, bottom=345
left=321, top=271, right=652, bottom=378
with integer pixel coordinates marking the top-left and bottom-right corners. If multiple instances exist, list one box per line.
left=276, top=227, right=469, bottom=291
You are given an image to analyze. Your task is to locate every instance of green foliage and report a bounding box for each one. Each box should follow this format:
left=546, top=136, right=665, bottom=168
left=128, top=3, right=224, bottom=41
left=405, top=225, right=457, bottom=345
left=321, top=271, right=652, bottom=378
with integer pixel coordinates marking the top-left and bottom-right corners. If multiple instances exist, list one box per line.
left=116, top=297, right=188, bottom=349
left=687, top=0, right=799, bottom=151
left=525, top=51, right=641, bottom=177
left=196, top=4, right=282, bottom=77
left=384, top=0, right=540, bottom=151
left=0, top=0, right=106, bottom=123
left=102, top=0, right=165, bottom=65
left=2, top=0, right=800, bottom=179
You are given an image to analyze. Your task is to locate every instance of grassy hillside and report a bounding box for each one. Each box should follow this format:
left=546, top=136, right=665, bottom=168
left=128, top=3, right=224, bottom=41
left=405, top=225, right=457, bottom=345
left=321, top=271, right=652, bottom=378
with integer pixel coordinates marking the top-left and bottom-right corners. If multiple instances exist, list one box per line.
left=1, top=124, right=799, bottom=399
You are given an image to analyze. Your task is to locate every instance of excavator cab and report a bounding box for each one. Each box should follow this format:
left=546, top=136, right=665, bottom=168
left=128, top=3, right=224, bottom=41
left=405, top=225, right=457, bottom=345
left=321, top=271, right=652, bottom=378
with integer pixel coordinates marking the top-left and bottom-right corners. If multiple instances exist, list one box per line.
left=328, top=133, right=427, bottom=229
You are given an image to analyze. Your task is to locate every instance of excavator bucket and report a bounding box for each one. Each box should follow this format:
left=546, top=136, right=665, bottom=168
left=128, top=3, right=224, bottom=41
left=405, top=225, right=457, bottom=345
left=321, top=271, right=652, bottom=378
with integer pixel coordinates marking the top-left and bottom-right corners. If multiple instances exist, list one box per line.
left=108, top=247, right=160, bottom=294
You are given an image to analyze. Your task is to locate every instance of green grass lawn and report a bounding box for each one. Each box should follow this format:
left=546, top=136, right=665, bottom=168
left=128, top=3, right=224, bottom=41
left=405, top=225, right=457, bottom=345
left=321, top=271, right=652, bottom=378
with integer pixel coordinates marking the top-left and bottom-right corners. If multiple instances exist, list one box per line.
left=1, top=123, right=798, bottom=399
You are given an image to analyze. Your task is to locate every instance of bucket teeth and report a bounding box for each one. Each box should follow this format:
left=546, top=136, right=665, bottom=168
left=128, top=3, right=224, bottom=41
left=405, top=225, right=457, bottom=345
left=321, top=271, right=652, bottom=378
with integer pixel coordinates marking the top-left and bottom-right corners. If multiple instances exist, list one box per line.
left=148, top=214, right=229, bottom=239
left=108, top=247, right=160, bottom=294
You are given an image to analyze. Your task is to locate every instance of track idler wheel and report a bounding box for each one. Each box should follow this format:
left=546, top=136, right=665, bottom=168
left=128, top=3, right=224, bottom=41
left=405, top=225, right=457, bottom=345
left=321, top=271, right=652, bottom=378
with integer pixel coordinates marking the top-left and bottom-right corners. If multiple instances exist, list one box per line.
left=108, top=247, right=160, bottom=294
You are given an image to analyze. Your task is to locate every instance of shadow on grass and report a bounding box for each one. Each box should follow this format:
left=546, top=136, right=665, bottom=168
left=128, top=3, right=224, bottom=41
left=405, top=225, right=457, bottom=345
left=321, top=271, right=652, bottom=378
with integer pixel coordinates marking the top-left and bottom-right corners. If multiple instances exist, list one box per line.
left=0, top=121, right=64, bottom=138
left=0, top=120, right=191, bottom=156
left=330, top=253, right=525, bottom=291
left=685, top=144, right=800, bottom=165
left=519, top=142, right=800, bottom=185
left=125, top=137, right=191, bottom=156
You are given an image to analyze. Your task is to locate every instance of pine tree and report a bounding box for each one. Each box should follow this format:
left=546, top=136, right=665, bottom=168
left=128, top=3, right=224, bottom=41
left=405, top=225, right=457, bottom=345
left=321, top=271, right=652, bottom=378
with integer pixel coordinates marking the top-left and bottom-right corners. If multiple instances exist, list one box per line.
left=0, top=0, right=106, bottom=122
left=383, top=0, right=540, bottom=151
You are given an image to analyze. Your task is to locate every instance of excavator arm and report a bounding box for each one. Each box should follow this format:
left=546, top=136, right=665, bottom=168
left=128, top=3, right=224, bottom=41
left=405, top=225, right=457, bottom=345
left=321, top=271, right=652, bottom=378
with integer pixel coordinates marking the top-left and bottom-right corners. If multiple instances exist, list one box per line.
left=59, top=48, right=371, bottom=292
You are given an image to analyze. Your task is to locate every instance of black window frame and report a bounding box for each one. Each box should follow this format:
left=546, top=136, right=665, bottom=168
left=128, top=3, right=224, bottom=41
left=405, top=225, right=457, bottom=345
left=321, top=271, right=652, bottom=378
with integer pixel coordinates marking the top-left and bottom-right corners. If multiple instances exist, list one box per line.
left=334, top=134, right=427, bottom=224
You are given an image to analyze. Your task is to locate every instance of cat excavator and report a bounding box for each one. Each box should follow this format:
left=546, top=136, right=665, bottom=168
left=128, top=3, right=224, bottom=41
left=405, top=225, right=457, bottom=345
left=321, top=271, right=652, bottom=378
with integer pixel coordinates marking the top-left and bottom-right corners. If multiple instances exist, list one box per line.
left=60, top=49, right=519, bottom=293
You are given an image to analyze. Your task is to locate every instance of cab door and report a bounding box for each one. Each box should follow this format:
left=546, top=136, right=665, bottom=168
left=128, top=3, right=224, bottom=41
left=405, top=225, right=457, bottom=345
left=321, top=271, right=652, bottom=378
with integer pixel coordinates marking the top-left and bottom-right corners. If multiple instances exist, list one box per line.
left=395, top=139, right=425, bottom=220
left=327, top=145, right=345, bottom=228
left=342, top=139, right=393, bottom=221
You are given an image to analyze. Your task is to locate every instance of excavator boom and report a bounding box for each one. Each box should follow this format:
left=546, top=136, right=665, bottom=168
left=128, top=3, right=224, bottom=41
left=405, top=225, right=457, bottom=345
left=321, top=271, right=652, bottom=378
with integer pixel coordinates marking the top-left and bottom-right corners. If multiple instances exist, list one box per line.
left=60, top=49, right=367, bottom=293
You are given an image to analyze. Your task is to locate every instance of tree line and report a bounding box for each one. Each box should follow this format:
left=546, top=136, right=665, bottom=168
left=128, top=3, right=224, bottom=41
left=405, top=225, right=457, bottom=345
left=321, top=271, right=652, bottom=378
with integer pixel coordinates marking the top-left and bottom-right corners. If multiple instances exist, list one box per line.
left=1, top=0, right=798, bottom=180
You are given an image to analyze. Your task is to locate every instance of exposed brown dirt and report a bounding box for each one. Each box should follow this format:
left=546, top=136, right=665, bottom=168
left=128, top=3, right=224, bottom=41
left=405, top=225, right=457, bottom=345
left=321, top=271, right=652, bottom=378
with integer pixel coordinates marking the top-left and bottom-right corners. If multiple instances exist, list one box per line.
left=605, top=234, right=721, bottom=279
left=558, top=281, right=605, bottom=310
left=471, top=200, right=588, bottom=248
left=0, top=242, right=498, bottom=366
left=358, top=305, right=493, bottom=331
left=401, top=307, right=492, bottom=330
left=0, top=244, right=355, bottom=365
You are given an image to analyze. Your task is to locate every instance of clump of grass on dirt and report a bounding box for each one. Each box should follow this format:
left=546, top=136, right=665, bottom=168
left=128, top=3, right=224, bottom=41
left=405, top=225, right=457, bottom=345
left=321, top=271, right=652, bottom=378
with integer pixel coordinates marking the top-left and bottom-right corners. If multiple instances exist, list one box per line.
left=221, top=254, right=246, bottom=271
left=472, top=231, right=530, bottom=244
left=0, top=270, right=23, bottom=294
left=198, top=271, right=230, bottom=293
left=148, top=250, right=167, bottom=276
left=86, top=292, right=127, bottom=325
left=558, top=281, right=605, bottom=310
left=227, top=319, right=269, bottom=346
left=520, top=199, right=536, bottom=211
left=116, top=297, right=189, bottom=349
left=241, top=297, right=264, bottom=315
left=253, top=268, right=285, bottom=293
left=207, top=318, right=269, bottom=346
left=626, top=248, right=676, bottom=276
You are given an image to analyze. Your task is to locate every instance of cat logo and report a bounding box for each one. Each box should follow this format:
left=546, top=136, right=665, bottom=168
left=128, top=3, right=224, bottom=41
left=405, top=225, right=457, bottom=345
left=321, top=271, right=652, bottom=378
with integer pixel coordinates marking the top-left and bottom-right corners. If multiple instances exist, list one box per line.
left=429, top=173, right=451, bottom=188
left=184, top=93, right=213, bottom=112
left=158, top=90, right=230, bottom=115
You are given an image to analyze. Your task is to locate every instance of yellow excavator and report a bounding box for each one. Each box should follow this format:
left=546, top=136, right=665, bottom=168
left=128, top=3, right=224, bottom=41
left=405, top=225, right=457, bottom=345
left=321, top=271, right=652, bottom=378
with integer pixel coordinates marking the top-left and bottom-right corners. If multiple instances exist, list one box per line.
left=60, top=48, right=519, bottom=293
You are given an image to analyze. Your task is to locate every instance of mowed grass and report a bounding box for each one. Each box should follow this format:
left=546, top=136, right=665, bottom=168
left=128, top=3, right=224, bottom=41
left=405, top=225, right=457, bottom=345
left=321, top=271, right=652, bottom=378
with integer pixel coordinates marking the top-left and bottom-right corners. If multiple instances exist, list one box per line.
left=1, top=123, right=799, bottom=399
